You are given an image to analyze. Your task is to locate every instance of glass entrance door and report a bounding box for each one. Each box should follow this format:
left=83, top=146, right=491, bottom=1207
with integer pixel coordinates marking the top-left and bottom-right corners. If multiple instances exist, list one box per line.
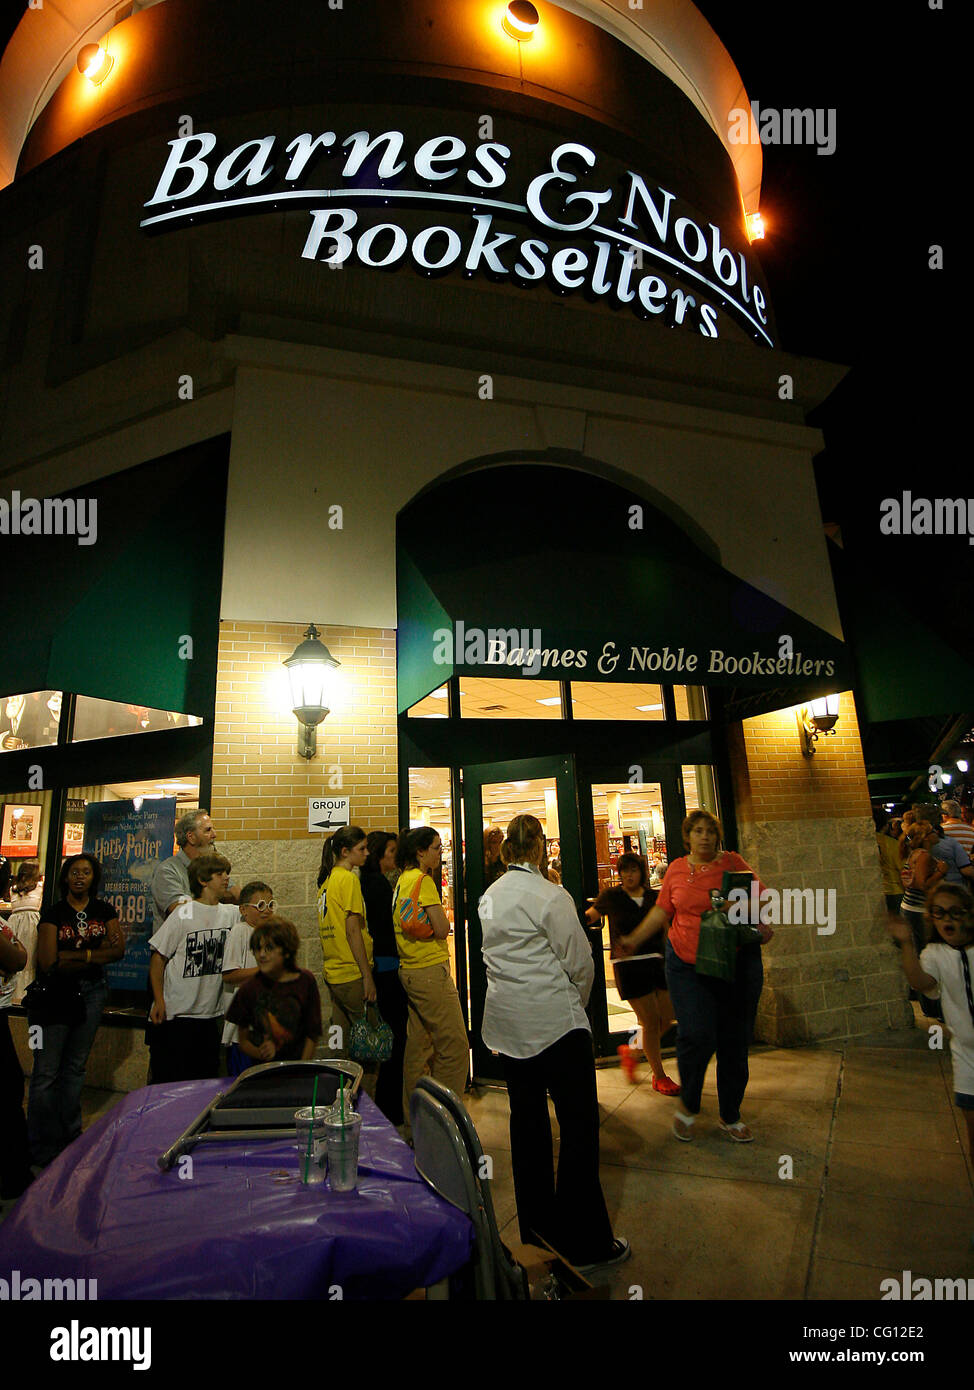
left=461, top=754, right=583, bottom=1083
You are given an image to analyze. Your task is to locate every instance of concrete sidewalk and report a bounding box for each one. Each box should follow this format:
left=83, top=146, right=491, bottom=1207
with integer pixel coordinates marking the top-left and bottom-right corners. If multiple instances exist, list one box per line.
left=27, top=1018, right=974, bottom=1299
left=465, top=1018, right=974, bottom=1299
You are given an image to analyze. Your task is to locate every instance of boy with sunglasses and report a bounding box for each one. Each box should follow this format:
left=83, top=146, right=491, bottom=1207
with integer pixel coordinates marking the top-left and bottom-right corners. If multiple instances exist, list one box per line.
left=221, top=882, right=275, bottom=1077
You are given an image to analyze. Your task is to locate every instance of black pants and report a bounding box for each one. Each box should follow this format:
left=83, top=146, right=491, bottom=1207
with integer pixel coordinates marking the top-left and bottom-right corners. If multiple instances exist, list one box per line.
left=0, top=1011, right=31, bottom=1197
left=501, top=1028, right=614, bottom=1266
left=373, top=968, right=409, bottom=1125
left=148, top=1018, right=221, bottom=1083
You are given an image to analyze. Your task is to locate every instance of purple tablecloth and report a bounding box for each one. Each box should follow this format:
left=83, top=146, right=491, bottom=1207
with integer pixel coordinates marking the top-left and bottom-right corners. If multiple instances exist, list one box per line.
left=0, top=1081, right=473, bottom=1299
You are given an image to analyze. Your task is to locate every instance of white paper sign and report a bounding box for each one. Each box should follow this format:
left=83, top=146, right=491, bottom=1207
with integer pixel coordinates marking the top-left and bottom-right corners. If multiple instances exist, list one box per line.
left=308, top=797, right=350, bottom=833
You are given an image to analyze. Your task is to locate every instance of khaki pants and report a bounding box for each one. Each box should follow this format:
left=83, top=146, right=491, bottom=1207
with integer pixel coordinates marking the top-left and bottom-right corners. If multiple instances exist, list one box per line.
left=327, top=978, right=379, bottom=1100
left=399, top=961, right=469, bottom=1129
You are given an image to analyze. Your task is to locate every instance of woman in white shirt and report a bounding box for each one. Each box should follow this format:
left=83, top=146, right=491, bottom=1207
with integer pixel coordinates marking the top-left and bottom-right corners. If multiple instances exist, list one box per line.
left=5, top=861, right=43, bottom=1004
left=480, top=814, right=629, bottom=1273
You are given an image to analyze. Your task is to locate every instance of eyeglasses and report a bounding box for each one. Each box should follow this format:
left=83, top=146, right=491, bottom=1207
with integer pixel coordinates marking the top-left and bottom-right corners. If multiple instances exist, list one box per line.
left=930, top=906, right=969, bottom=923
left=243, top=899, right=274, bottom=912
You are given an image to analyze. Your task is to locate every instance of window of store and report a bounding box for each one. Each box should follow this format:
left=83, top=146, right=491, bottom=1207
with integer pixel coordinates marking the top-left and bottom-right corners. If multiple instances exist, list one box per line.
left=459, top=678, right=564, bottom=719
left=0, top=691, right=61, bottom=752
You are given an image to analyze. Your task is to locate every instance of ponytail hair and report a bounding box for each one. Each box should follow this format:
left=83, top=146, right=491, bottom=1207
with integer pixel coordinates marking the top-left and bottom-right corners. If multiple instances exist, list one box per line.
left=317, top=825, right=367, bottom=887
left=395, top=826, right=439, bottom=872
left=501, top=814, right=545, bottom=867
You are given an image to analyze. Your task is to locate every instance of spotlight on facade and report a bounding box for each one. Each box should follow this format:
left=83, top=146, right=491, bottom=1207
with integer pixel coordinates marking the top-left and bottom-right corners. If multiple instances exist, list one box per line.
left=502, top=1, right=540, bottom=42
left=77, top=43, right=114, bottom=85
left=797, top=693, right=840, bottom=757
left=747, top=212, right=766, bottom=241
left=283, top=624, right=341, bottom=760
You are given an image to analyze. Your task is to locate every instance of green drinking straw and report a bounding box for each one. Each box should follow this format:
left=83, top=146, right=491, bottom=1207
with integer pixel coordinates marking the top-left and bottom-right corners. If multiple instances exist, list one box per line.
left=303, top=1073, right=319, bottom=1185
left=339, top=1076, right=344, bottom=1128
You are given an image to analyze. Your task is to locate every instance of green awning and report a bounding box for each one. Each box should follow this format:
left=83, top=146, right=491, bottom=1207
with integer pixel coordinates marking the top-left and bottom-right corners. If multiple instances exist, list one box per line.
left=1, top=438, right=228, bottom=713
left=397, top=460, right=849, bottom=715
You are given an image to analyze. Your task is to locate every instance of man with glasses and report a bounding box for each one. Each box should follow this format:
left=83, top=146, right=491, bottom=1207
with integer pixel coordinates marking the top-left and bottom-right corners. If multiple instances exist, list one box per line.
left=221, top=882, right=276, bottom=1076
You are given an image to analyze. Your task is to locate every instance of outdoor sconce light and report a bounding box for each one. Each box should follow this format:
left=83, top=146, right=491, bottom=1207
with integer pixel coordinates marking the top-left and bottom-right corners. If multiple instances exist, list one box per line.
left=797, top=694, right=840, bottom=757
left=283, top=624, right=341, bottom=760
left=957, top=759, right=969, bottom=774
left=503, top=1, right=540, bottom=42
left=77, top=43, right=114, bottom=85
left=747, top=212, right=766, bottom=241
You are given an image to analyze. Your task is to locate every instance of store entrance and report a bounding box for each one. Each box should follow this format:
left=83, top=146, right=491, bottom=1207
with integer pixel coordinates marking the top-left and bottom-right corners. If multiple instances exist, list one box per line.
left=404, top=750, right=693, bottom=1083
left=461, top=754, right=580, bottom=1083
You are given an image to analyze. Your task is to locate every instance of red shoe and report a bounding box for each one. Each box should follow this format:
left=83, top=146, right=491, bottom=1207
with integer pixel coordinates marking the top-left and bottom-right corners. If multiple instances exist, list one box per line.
left=652, top=1075, right=681, bottom=1097
left=617, top=1044, right=638, bottom=1083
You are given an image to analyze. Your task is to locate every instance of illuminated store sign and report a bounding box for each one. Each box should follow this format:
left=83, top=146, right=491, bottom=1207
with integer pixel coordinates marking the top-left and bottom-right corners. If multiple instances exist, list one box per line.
left=142, top=126, right=772, bottom=345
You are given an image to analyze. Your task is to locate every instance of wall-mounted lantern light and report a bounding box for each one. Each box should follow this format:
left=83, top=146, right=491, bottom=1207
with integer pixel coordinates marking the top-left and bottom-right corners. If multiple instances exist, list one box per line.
left=502, top=1, right=540, bottom=42
left=956, top=759, right=969, bottom=774
left=747, top=212, right=766, bottom=241
left=77, top=43, right=114, bottom=85
left=283, top=624, right=341, bottom=760
left=797, top=694, right=840, bottom=757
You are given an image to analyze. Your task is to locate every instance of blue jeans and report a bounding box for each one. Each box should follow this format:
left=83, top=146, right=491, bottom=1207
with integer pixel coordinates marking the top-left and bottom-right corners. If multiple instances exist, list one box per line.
left=665, top=940, right=763, bottom=1124
left=27, top=979, right=107, bottom=1165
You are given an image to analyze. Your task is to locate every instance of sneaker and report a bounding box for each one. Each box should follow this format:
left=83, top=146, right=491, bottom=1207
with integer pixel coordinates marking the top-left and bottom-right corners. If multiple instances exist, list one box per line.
left=652, top=1075, right=681, bottom=1097
left=576, top=1238, right=631, bottom=1274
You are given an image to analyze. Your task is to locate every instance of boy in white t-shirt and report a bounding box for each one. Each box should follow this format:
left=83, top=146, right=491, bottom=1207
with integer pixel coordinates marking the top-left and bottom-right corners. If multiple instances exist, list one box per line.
left=148, top=854, right=239, bottom=1083
left=221, top=881, right=275, bottom=1077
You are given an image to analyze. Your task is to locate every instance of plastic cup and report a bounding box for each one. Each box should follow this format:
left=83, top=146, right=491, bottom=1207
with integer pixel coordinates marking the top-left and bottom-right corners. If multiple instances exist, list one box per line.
left=295, top=1106, right=327, bottom=1185
left=324, top=1110, right=362, bottom=1192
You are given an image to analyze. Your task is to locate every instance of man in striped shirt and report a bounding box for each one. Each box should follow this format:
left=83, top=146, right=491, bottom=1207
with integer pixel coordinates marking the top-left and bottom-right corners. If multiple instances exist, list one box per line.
left=941, top=800, right=974, bottom=854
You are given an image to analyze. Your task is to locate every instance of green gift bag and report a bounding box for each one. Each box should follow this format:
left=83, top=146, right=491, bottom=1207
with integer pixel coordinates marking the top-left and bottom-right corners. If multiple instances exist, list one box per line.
left=695, top=906, right=739, bottom=981
left=696, top=892, right=763, bottom=982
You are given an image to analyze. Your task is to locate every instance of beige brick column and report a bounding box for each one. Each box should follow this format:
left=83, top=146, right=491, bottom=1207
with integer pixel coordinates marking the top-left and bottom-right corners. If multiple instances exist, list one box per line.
left=726, top=693, right=911, bottom=1044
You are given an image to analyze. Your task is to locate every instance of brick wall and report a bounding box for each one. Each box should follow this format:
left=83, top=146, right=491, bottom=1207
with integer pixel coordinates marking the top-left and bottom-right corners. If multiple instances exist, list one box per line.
left=728, top=692, right=911, bottom=1044
left=729, top=691, right=872, bottom=823
left=211, top=621, right=399, bottom=840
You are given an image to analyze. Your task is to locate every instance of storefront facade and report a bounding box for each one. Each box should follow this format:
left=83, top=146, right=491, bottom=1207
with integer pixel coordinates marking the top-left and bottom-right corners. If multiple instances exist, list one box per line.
left=0, top=0, right=909, bottom=1087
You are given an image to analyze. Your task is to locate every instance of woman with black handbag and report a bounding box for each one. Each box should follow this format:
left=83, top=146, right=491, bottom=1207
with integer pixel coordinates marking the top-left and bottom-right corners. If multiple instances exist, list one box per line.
left=26, top=854, right=125, bottom=1167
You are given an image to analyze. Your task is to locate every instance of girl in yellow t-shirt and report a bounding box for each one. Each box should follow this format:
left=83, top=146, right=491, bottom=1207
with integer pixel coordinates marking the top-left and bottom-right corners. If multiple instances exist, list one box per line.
left=394, top=827, right=468, bottom=1129
left=317, top=825, right=378, bottom=1095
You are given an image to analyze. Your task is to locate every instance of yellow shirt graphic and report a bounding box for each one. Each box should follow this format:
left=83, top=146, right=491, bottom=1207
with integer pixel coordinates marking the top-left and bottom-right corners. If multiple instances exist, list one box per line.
left=318, top=866, right=373, bottom=985
left=394, top=868, right=449, bottom=969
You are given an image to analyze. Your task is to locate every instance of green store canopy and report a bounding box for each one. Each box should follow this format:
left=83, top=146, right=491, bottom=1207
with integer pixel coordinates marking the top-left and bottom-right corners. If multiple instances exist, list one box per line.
left=396, top=459, right=849, bottom=718
left=1, top=438, right=228, bottom=714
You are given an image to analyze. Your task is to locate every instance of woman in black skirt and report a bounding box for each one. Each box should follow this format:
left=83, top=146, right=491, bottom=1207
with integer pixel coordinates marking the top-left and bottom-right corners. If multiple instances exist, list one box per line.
left=586, top=853, right=680, bottom=1096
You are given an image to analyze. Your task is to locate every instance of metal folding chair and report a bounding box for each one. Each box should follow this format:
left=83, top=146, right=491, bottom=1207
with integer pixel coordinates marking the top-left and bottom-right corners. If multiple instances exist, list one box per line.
left=157, top=1059, right=362, bottom=1170
left=411, top=1079, right=529, bottom=1301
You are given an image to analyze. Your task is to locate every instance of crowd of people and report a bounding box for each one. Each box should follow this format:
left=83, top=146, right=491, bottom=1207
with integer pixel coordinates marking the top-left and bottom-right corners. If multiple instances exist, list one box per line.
left=2, top=797, right=973, bottom=1278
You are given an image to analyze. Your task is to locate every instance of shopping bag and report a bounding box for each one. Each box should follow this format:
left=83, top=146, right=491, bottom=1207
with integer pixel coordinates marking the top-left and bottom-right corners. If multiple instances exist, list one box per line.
left=694, top=907, right=739, bottom=981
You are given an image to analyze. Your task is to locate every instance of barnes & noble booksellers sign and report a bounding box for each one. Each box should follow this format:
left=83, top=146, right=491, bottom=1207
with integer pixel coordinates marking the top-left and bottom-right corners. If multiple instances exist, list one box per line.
left=141, top=122, right=772, bottom=346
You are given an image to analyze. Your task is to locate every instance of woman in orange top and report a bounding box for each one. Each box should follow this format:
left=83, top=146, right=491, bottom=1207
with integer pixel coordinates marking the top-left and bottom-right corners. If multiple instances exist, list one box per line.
left=620, top=810, right=772, bottom=1143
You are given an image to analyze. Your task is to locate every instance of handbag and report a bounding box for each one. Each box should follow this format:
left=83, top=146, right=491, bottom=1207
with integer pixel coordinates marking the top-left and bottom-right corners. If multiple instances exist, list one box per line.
left=347, top=1004, right=394, bottom=1063
left=23, top=973, right=85, bottom=1026
left=395, top=873, right=434, bottom=941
